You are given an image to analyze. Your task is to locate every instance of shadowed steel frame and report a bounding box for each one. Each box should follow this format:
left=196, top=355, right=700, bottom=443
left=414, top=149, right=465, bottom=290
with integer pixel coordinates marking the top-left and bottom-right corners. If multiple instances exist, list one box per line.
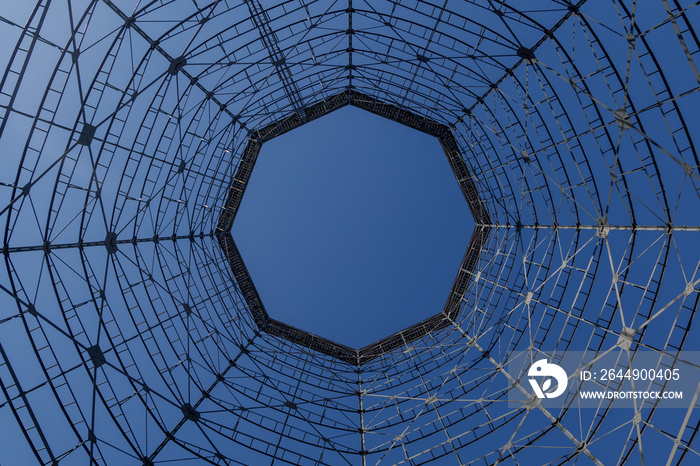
left=215, top=89, right=490, bottom=364
left=0, top=1, right=699, bottom=465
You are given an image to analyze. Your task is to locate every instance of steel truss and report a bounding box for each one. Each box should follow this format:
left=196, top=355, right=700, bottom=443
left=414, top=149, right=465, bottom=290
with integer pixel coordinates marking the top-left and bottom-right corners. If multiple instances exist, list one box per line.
left=0, top=1, right=699, bottom=465
left=216, top=89, right=490, bottom=364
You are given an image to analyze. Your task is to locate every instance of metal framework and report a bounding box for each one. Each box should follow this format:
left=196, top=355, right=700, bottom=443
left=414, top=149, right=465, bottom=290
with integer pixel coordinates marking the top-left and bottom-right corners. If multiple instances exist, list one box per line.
left=0, top=1, right=699, bottom=465
left=216, top=89, right=490, bottom=364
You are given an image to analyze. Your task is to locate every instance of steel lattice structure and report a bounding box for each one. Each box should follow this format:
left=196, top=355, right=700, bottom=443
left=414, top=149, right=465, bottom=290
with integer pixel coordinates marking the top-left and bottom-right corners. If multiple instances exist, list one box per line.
left=216, top=88, right=490, bottom=364
left=1, top=1, right=700, bottom=465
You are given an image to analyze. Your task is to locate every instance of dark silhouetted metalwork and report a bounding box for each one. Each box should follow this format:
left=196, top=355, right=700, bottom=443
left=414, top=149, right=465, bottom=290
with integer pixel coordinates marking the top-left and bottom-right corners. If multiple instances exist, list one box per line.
left=1, top=1, right=700, bottom=465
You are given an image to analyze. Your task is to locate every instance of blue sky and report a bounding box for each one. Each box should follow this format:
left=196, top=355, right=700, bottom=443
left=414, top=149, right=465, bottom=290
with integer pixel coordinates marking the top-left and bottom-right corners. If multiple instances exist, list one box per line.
left=3, top=2, right=700, bottom=464
left=232, top=106, right=474, bottom=347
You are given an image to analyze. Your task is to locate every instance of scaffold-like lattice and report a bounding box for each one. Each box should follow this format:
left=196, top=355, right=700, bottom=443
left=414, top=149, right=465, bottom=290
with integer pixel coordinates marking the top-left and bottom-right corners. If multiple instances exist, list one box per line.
left=1, top=1, right=700, bottom=465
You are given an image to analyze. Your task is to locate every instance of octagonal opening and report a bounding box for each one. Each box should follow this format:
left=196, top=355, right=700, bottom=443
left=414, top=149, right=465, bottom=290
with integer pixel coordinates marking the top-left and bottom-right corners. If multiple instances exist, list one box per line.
left=232, top=106, right=474, bottom=348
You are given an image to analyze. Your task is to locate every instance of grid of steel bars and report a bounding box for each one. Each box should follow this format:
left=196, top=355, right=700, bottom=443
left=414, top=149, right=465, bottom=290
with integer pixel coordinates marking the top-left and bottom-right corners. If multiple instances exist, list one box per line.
left=0, top=1, right=699, bottom=465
